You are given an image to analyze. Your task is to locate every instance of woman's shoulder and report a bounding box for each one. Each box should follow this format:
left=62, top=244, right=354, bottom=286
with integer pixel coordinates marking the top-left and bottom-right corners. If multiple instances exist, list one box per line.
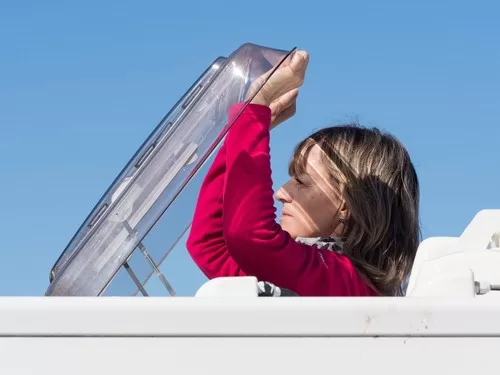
left=296, top=237, right=379, bottom=296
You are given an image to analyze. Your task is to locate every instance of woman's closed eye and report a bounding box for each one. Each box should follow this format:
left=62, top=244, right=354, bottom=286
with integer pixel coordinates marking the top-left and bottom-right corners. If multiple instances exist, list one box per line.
left=293, top=176, right=307, bottom=186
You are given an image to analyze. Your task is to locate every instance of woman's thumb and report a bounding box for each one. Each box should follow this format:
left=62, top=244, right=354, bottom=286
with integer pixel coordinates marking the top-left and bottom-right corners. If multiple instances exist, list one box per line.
left=290, top=50, right=309, bottom=74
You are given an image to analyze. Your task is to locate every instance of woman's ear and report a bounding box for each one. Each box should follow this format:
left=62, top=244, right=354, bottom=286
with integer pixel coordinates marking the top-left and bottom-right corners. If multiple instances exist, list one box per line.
left=332, top=194, right=350, bottom=237
left=338, top=198, right=349, bottom=223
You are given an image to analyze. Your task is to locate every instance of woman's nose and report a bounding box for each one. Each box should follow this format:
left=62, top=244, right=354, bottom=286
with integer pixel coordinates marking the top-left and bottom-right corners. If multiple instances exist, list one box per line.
left=275, top=184, right=292, bottom=203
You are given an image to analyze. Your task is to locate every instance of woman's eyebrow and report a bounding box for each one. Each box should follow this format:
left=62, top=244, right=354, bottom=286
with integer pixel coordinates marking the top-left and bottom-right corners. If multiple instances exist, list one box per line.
left=298, top=171, right=313, bottom=182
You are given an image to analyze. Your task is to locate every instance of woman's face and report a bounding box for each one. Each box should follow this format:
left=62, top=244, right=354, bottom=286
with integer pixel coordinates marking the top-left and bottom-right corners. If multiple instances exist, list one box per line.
left=275, top=144, right=344, bottom=239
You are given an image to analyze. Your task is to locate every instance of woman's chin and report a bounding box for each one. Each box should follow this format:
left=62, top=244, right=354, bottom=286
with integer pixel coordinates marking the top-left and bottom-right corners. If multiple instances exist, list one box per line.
left=280, top=220, right=318, bottom=240
left=279, top=218, right=297, bottom=238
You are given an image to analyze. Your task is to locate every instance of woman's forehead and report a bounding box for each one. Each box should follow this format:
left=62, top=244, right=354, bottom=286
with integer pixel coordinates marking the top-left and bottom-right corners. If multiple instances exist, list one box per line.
left=304, top=145, right=328, bottom=176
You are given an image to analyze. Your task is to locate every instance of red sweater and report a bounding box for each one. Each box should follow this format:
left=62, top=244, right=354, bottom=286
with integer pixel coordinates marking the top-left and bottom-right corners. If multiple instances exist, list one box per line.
left=186, top=103, right=377, bottom=296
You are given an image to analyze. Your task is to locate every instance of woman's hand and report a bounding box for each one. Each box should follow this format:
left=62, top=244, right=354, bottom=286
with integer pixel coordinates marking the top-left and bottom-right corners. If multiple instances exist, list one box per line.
left=247, top=50, right=309, bottom=129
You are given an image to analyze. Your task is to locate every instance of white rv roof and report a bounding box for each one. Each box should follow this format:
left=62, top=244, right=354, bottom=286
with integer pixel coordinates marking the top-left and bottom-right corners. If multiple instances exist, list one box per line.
left=0, top=296, right=499, bottom=337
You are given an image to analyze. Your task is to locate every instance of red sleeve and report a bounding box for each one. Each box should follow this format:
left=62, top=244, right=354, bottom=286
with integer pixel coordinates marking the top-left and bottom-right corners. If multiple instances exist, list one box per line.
left=186, top=142, right=247, bottom=279
left=222, top=103, right=377, bottom=296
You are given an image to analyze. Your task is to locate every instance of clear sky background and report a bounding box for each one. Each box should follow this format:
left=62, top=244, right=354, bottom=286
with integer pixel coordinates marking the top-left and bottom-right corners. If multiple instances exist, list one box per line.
left=0, top=0, right=498, bottom=296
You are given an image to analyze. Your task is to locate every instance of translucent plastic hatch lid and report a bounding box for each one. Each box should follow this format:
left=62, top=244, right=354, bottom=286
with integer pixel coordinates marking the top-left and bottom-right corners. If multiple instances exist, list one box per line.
left=46, top=43, right=295, bottom=296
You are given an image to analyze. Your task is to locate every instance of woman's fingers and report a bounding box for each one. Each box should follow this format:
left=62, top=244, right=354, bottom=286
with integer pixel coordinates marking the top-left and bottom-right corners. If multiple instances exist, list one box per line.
left=249, top=50, right=309, bottom=106
left=289, top=50, right=309, bottom=76
left=269, top=89, right=299, bottom=128
left=268, top=50, right=309, bottom=101
left=273, top=50, right=309, bottom=95
left=246, top=68, right=273, bottom=98
left=271, top=102, right=297, bottom=129
left=270, top=89, right=298, bottom=116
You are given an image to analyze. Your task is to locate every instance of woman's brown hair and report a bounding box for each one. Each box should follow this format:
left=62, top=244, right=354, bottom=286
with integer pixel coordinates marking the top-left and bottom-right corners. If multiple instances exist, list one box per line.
left=289, top=124, right=420, bottom=296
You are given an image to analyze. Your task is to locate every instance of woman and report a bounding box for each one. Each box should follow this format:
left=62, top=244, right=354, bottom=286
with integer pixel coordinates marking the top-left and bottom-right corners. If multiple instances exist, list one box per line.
left=186, top=51, right=420, bottom=296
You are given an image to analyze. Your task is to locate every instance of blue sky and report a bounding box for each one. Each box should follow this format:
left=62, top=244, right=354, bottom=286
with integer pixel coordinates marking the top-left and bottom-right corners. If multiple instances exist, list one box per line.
left=1, top=0, right=498, bottom=296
